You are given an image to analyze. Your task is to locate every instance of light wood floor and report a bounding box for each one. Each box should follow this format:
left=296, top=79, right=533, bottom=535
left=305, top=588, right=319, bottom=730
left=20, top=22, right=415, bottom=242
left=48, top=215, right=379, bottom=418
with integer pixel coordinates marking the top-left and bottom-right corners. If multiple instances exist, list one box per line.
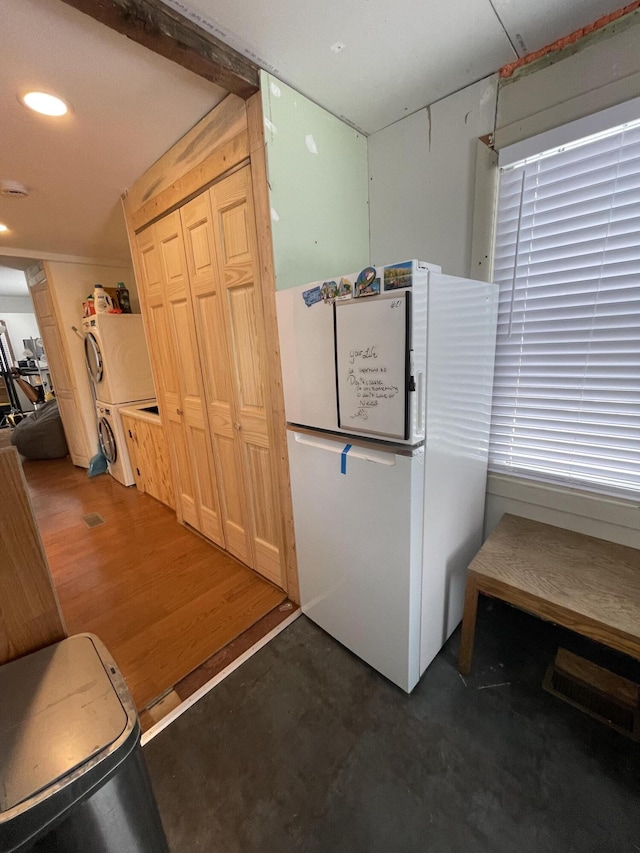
left=23, top=456, right=286, bottom=710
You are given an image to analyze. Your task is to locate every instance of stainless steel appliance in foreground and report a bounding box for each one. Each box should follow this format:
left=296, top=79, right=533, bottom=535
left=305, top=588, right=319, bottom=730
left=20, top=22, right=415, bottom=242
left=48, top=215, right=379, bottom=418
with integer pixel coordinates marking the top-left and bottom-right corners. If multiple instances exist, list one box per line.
left=0, top=634, right=168, bottom=853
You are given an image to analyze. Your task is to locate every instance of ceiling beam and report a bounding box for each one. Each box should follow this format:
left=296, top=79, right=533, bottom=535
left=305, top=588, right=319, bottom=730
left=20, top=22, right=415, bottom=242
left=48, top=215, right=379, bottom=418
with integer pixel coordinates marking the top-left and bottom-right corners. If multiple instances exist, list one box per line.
left=59, top=0, right=260, bottom=99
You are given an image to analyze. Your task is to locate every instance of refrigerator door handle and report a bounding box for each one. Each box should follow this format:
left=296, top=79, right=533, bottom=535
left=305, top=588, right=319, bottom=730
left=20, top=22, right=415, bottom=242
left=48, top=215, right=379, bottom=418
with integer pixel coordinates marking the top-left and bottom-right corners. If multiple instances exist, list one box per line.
left=292, top=432, right=397, bottom=465
left=416, top=371, right=424, bottom=433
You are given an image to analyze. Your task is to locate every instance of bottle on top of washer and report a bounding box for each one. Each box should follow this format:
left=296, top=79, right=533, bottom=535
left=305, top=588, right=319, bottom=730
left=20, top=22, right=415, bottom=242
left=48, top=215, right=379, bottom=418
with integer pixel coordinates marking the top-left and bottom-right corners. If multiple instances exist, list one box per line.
left=116, top=281, right=132, bottom=314
left=93, top=284, right=114, bottom=314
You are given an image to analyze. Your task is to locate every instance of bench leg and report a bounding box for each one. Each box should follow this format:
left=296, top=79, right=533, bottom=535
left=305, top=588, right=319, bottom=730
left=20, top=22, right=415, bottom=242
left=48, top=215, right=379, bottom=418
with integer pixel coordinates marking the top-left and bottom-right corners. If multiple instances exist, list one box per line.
left=458, top=574, right=480, bottom=676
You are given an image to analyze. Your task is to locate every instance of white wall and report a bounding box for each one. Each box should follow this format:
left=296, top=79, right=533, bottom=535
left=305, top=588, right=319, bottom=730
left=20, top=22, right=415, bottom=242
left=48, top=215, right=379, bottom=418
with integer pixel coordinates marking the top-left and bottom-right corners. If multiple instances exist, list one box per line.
left=0, top=300, right=40, bottom=357
left=496, top=16, right=640, bottom=148
left=0, top=295, right=32, bottom=314
left=368, top=76, right=498, bottom=278
left=486, top=475, right=640, bottom=549
left=367, top=21, right=640, bottom=548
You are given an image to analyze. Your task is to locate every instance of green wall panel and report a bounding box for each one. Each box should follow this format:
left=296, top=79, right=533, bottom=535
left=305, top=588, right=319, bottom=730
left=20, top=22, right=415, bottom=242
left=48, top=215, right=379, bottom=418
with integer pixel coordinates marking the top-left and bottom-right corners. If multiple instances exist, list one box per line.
left=261, top=72, right=370, bottom=291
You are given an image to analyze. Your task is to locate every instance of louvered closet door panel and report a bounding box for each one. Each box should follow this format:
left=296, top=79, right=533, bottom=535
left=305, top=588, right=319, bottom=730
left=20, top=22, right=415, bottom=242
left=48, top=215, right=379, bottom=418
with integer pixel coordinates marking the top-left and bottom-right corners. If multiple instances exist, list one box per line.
left=136, top=227, right=196, bottom=527
left=180, top=193, right=252, bottom=566
left=209, top=167, right=284, bottom=587
left=156, top=212, right=225, bottom=548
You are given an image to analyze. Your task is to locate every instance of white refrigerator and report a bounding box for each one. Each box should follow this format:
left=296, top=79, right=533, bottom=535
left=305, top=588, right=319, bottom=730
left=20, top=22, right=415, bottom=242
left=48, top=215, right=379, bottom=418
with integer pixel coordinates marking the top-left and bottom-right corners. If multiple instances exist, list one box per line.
left=276, top=260, right=498, bottom=692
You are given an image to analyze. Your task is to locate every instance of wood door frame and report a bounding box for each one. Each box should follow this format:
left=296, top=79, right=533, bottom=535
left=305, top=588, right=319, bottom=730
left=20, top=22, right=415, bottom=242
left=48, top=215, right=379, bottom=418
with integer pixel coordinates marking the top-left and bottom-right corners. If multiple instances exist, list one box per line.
left=237, top=143, right=300, bottom=602
left=123, top=93, right=299, bottom=602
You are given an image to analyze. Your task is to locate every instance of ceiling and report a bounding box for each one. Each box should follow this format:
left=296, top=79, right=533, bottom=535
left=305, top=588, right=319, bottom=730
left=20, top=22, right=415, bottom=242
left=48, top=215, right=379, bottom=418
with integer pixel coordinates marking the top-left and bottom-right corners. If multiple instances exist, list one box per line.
left=165, top=0, right=626, bottom=134
left=0, top=0, right=628, bottom=273
left=0, top=0, right=225, bottom=264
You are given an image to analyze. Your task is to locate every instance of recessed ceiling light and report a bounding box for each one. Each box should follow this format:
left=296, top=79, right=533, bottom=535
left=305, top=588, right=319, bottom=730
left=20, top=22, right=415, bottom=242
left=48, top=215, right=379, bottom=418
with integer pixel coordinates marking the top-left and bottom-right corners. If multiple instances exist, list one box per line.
left=0, top=224, right=9, bottom=233
left=22, top=91, right=68, bottom=117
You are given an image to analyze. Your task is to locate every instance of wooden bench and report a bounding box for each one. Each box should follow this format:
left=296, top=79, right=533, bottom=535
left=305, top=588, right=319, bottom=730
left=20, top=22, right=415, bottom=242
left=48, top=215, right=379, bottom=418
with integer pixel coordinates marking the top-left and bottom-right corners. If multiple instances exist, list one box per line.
left=458, top=513, right=640, bottom=675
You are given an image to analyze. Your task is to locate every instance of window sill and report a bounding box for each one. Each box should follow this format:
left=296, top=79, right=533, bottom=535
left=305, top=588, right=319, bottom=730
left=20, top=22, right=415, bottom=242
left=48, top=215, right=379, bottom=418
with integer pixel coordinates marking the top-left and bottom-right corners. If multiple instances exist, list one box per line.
left=486, top=472, right=640, bottom=531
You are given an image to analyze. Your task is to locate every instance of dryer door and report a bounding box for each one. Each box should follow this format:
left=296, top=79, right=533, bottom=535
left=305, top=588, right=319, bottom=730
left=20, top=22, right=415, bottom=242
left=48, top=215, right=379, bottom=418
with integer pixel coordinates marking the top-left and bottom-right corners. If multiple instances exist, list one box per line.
left=85, top=333, right=103, bottom=383
left=98, top=417, right=117, bottom=464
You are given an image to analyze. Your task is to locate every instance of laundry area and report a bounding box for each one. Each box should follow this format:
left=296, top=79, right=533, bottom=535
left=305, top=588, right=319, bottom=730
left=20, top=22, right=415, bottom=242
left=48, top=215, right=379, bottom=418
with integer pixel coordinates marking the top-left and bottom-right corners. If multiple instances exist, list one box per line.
left=2, top=0, right=640, bottom=851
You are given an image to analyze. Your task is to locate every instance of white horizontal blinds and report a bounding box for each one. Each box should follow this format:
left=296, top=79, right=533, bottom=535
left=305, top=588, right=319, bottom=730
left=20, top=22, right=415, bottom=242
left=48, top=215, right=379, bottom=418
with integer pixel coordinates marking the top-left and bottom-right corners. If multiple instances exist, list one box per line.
left=490, top=122, right=640, bottom=497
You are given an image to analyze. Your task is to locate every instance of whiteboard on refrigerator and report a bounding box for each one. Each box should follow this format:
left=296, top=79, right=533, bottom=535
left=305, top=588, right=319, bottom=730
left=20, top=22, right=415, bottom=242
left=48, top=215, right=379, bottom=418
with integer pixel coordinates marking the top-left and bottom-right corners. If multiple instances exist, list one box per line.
left=335, top=293, right=410, bottom=439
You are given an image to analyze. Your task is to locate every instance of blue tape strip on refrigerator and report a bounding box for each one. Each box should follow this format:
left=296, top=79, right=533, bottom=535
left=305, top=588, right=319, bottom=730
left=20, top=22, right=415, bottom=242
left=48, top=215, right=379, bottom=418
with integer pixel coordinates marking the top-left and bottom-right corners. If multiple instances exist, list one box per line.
left=341, top=444, right=352, bottom=474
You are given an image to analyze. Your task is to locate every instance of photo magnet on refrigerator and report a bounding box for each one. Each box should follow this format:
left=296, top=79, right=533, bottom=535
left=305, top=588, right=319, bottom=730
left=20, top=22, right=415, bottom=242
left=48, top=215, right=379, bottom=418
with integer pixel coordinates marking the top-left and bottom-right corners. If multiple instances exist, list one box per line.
left=321, top=280, right=340, bottom=303
left=354, top=267, right=380, bottom=297
left=302, top=285, right=323, bottom=306
left=384, top=261, right=413, bottom=290
left=337, top=277, right=353, bottom=300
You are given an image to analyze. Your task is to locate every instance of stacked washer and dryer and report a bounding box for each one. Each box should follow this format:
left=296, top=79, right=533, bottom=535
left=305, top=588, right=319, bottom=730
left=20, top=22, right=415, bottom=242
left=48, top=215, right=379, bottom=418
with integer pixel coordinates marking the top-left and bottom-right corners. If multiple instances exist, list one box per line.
left=83, top=314, right=156, bottom=486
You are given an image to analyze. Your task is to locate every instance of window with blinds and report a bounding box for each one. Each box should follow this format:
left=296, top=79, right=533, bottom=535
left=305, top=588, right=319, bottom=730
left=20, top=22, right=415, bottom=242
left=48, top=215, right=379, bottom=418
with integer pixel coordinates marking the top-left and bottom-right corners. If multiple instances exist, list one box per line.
left=490, top=120, right=640, bottom=499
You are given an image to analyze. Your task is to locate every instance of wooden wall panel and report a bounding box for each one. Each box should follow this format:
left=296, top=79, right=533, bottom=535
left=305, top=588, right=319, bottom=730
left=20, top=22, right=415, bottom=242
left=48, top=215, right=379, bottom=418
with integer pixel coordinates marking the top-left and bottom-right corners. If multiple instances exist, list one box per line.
left=127, top=95, right=249, bottom=231
left=122, top=413, right=175, bottom=510
left=0, top=448, right=66, bottom=665
left=246, top=93, right=300, bottom=602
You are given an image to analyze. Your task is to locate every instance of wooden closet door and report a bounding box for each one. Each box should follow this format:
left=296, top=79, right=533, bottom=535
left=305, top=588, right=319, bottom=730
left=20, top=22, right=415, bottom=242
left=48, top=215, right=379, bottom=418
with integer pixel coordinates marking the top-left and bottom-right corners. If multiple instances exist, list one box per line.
left=136, top=226, right=199, bottom=533
left=180, top=193, right=252, bottom=566
left=208, top=167, right=284, bottom=587
left=155, top=212, right=225, bottom=548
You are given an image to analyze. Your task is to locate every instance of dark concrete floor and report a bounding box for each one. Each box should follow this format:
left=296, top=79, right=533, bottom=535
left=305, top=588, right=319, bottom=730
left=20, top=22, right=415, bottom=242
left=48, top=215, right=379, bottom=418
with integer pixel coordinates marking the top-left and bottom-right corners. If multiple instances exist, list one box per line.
left=144, top=600, right=640, bottom=853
